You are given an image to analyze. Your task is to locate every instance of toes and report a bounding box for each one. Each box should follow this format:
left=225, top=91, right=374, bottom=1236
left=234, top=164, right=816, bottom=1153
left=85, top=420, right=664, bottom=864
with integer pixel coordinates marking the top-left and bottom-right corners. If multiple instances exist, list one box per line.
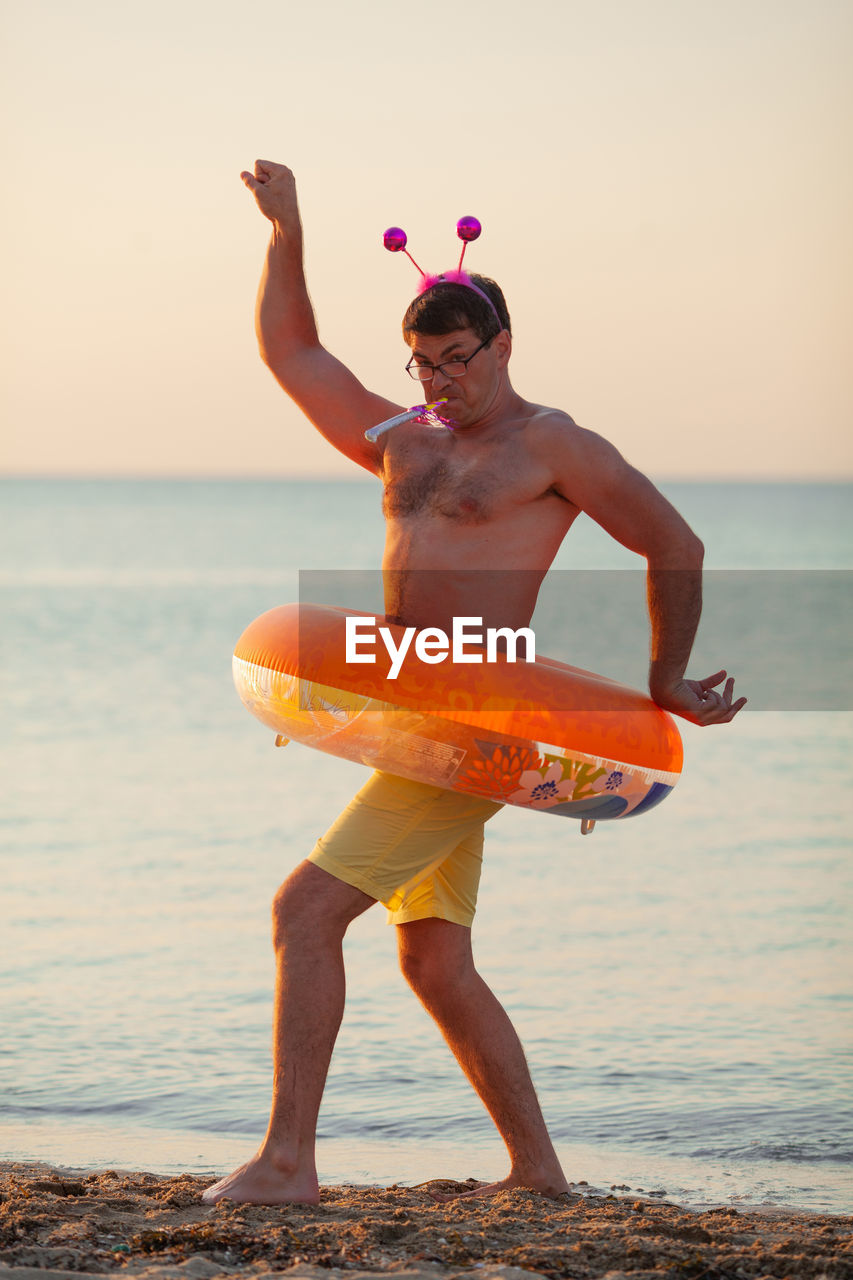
left=201, top=1177, right=232, bottom=1205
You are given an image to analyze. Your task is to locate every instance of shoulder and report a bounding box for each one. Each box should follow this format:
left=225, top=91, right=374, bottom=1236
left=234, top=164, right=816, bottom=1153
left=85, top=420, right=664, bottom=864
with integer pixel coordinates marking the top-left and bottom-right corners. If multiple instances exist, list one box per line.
left=522, top=405, right=620, bottom=471
left=522, top=404, right=598, bottom=448
left=518, top=403, right=649, bottom=511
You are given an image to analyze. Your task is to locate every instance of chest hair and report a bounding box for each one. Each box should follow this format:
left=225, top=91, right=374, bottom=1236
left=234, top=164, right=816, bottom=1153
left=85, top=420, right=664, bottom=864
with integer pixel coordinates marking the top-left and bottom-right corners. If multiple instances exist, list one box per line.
left=383, top=453, right=507, bottom=525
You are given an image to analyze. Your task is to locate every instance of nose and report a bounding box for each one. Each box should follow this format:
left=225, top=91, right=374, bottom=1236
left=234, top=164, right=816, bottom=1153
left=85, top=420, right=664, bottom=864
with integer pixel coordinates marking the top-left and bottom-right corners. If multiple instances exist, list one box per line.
left=430, top=367, right=455, bottom=393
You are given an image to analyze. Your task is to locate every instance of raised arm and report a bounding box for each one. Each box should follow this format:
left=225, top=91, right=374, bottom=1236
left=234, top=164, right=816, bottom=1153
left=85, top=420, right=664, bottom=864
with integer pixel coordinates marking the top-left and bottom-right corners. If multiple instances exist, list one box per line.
left=240, top=161, right=404, bottom=473
left=549, top=419, right=746, bottom=726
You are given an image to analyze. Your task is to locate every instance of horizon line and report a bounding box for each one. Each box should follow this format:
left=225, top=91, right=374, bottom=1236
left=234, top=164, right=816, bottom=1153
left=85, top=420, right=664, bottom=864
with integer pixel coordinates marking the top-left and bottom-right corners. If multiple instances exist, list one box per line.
left=2, top=471, right=852, bottom=485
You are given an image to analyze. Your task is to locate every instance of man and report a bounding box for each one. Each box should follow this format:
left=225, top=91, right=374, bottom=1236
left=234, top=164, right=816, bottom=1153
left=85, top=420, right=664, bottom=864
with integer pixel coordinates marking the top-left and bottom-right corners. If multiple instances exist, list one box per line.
left=202, top=160, right=745, bottom=1207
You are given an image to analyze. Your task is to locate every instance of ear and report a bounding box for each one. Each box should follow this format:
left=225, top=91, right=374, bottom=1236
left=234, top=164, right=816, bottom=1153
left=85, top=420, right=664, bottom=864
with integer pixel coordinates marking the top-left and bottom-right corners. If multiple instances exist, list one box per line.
left=493, top=329, right=512, bottom=368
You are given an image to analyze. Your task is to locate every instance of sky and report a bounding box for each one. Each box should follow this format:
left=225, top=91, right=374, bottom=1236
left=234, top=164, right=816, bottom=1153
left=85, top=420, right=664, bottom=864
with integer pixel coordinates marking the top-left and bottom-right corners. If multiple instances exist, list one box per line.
left=1, top=0, right=851, bottom=480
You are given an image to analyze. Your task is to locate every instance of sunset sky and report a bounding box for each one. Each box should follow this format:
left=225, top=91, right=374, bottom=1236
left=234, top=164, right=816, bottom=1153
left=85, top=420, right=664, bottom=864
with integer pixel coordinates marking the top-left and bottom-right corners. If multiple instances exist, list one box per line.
left=2, top=0, right=850, bottom=479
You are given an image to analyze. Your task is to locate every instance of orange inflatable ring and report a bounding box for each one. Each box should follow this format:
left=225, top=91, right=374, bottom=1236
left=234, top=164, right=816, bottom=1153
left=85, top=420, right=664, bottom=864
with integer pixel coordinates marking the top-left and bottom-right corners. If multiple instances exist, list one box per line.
left=233, top=603, right=683, bottom=829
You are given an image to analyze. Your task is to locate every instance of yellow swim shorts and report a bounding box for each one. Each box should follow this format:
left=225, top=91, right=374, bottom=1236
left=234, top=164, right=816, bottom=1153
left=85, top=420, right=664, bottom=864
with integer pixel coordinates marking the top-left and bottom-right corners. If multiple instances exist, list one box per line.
left=308, top=771, right=503, bottom=927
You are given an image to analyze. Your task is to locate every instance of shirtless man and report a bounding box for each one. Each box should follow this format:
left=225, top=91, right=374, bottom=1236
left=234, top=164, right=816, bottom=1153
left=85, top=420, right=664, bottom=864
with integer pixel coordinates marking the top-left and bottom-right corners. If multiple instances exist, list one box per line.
left=202, top=160, right=745, bottom=1207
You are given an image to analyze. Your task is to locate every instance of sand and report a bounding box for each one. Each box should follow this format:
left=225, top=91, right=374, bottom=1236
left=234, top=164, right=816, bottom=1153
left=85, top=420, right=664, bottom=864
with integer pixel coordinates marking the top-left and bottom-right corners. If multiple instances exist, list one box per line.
left=0, top=1163, right=849, bottom=1280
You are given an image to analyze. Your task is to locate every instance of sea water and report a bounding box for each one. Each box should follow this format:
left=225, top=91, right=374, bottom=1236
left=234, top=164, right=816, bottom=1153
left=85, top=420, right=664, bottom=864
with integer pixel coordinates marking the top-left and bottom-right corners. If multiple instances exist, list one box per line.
left=1, top=478, right=851, bottom=1214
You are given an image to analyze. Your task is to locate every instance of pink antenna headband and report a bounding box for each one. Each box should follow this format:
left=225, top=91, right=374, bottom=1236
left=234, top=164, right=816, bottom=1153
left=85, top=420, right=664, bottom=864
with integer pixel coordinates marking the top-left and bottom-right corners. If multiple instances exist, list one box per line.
left=383, top=217, right=504, bottom=329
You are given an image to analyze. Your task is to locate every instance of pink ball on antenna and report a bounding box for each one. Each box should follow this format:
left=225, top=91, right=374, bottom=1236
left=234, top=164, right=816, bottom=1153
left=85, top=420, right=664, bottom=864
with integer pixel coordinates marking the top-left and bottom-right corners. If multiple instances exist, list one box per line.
left=383, top=227, right=407, bottom=252
left=456, top=216, right=482, bottom=242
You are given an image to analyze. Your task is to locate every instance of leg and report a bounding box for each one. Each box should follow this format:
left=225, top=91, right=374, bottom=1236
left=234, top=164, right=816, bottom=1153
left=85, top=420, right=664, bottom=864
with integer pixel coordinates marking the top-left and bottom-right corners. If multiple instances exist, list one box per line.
left=397, top=917, right=569, bottom=1199
left=202, top=861, right=375, bottom=1204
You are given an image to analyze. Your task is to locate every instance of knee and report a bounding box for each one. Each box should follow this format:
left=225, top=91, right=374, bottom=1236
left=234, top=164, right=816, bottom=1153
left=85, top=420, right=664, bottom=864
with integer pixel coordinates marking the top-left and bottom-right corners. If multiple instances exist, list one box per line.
left=271, top=863, right=364, bottom=953
left=399, top=939, right=474, bottom=1004
left=271, top=871, right=325, bottom=952
left=271, top=878, right=299, bottom=952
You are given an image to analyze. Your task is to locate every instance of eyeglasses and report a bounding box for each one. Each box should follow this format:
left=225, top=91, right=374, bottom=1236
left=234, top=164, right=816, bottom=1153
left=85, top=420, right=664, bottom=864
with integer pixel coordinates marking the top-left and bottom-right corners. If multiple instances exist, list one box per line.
left=405, top=336, right=492, bottom=382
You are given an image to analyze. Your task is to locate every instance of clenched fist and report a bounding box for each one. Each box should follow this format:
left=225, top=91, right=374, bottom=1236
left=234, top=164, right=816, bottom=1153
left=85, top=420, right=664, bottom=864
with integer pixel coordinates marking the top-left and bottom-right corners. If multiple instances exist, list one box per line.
left=240, top=160, right=301, bottom=232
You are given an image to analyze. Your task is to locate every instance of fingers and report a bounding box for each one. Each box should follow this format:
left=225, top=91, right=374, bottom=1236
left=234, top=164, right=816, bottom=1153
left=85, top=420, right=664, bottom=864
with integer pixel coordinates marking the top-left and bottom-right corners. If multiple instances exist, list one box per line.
left=699, top=676, right=733, bottom=704
left=696, top=683, right=747, bottom=724
left=704, top=699, right=747, bottom=724
left=240, top=160, right=294, bottom=190
left=656, top=672, right=746, bottom=725
left=255, top=159, right=292, bottom=182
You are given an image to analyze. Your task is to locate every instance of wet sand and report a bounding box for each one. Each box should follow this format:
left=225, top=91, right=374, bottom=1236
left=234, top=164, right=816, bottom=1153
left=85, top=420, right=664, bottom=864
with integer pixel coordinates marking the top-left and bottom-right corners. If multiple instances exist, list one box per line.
left=0, top=1163, right=849, bottom=1280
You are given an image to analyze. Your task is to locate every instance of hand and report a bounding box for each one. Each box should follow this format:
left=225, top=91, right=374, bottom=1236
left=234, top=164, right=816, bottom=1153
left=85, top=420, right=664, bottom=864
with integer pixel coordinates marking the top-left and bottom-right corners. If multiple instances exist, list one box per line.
left=240, top=159, right=300, bottom=229
left=651, top=669, right=747, bottom=726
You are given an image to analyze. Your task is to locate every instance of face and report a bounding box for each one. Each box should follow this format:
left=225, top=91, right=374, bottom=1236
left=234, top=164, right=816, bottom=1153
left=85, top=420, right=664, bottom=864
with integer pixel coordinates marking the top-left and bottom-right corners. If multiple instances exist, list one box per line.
left=405, top=327, right=509, bottom=427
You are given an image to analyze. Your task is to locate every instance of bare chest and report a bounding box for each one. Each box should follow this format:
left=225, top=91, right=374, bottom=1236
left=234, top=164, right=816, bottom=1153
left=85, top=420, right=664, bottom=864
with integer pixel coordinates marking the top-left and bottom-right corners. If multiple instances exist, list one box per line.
left=382, top=436, right=541, bottom=525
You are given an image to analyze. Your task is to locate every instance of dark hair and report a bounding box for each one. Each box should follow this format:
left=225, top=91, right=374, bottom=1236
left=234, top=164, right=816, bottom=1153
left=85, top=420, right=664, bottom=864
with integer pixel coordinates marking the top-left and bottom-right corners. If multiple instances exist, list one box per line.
left=403, top=272, right=512, bottom=344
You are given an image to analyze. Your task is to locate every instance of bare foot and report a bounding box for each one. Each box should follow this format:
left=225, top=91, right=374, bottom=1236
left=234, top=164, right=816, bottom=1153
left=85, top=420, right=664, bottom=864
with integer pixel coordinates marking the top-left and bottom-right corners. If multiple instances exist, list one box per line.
left=202, top=1152, right=320, bottom=1206
left=429, top=1172, right=572, bottom=1203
